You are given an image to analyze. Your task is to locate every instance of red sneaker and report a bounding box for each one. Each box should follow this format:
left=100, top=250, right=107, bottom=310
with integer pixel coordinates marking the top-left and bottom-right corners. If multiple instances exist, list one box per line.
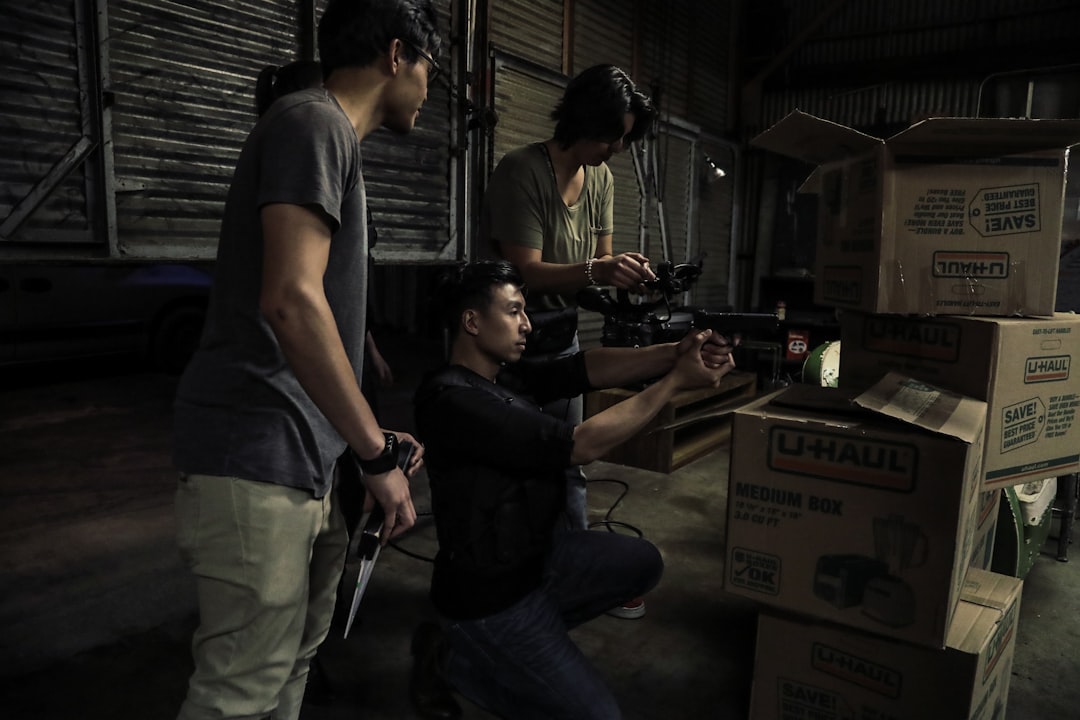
left=605, top=597, right=646, bottom=619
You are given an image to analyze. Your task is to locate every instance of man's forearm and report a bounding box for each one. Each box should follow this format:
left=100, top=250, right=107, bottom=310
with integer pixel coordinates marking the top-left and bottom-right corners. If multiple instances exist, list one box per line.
left=583, top=342, right=678, bottom=389
left=265, top=288, right=385, bottom=458
left=570, top=373, right=680, bottom=464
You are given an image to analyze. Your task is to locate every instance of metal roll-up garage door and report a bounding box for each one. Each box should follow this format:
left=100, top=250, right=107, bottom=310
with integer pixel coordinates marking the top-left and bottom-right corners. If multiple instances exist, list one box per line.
left=571, top=0, right=633, bottom=75
left=642, top=129, right=693, bottom=265
left=1, top=0, right=92, bottom=245
left=360, top=0, right=454, bottom=264
left=489, top=0, right=563, bottom=72
left=489, top=60, right=563, bottom=168
left=106, top=0, right=297, bottom=258
left=638, top=2, right=690, bottom=122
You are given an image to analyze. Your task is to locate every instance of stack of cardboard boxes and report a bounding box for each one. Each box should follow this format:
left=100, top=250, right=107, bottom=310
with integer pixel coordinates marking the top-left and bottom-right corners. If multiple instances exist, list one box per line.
left=724, top=111, right=1080, bottom=719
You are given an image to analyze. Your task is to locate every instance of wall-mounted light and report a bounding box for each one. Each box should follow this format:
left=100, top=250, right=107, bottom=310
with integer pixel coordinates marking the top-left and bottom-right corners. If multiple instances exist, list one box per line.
left=703, top=154, right=726, bottom=184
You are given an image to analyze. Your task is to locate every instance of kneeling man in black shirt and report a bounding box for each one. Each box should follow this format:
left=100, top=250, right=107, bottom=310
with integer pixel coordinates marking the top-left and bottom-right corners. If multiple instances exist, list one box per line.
left=411, top=260, right=736, bottom=720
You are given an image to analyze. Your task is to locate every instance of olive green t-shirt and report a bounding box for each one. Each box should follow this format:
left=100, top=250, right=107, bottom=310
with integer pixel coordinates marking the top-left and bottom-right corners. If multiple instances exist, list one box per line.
left=479, top=143, right=614, bottom=310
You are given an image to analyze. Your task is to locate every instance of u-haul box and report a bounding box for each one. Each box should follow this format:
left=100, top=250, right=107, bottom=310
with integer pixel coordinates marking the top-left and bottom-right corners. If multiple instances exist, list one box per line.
left=751, top=111, right=1080, bottom=316
left=749, top=568, right=1022, bottom=720
left=840, top=311, right=1080, bottom=488
left=725, top=379, right=986, bottom=648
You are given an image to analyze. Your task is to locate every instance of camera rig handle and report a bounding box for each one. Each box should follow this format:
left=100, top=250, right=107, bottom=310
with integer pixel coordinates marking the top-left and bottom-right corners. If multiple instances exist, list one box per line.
left=576, top=260, right=779, bottom=348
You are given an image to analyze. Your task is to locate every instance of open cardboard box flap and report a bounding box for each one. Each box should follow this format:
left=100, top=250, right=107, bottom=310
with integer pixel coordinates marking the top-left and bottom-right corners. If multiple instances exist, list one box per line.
left=752, top=109, right=1080, bottom=163
left=854, top=371, right=987, bottom=444
left=765, top=373, right=986, bottom=444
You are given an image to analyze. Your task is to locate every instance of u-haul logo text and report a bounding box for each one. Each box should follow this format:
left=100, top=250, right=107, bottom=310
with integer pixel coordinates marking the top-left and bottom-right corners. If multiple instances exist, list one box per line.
left=768, top=427, right=917, bottom=492
left=863, top=316, right=961, bottom=362
left=822, top=266, right=863, bottom=304
left=812, top=643, right=902, bottom=698
left=969, top=183, right=1041, bottom=237
left=933, top=251, right=1010, bottom=279
left=1025, top=355, right=1070, bottom=384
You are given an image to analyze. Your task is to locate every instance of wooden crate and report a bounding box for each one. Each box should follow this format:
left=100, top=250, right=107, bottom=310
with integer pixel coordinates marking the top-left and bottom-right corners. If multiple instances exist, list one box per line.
left=584, top=371, right=757, bottom=473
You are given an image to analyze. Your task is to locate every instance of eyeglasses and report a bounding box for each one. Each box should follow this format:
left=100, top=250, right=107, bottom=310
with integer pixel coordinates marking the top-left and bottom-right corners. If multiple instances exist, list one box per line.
left=403, top=40, right=441, bottom=84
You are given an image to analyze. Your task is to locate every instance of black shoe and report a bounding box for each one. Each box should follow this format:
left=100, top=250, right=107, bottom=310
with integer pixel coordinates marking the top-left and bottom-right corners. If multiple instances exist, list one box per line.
left=409, top=622, right=462, bottom=720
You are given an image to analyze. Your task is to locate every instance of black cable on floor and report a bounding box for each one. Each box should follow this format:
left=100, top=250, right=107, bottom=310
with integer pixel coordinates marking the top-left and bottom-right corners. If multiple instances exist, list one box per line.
left=586, top=477, right=645, bottom=538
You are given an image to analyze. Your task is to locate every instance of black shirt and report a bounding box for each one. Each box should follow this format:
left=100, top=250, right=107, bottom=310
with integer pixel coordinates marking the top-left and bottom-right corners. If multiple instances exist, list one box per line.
left=414, top=354, right=591, bottom=619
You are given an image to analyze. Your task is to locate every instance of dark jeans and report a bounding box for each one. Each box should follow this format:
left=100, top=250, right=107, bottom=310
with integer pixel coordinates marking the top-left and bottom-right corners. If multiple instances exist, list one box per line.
left=533, top=333, right=588, bottom=530
left=441, top=530, right=664, bottom=720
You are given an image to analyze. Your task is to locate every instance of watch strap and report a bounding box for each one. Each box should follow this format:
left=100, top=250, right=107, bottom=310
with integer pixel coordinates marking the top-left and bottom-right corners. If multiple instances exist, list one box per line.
left=353, top=432, right=398, bottom=475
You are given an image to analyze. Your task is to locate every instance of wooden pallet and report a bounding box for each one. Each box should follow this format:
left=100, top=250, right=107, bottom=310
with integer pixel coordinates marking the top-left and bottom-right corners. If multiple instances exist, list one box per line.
left=584, top=370, right=757, bottom=473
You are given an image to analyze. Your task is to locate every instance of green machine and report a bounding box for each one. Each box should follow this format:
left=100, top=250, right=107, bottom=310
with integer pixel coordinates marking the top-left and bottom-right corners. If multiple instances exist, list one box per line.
left=991, top=481, right=1058, bottom=579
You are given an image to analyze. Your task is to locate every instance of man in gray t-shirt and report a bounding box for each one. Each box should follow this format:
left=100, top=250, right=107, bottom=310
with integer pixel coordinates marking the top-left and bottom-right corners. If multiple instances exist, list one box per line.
left=172, top=2, right=442, bottom=719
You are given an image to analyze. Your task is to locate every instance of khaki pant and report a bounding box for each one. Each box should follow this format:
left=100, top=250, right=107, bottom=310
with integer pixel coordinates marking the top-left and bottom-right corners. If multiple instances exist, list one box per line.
left=175, top=474, right=348, bottom=720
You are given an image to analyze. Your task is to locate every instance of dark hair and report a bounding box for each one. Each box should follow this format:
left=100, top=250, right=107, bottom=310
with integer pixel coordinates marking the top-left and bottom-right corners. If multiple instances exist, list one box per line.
left=254, top=60, right=323, bottom=117
left=551, top=64, right=656, bottom=149
left=433, top=261, right=525, bottom=339
left=318, top=0, right=442, bottom=79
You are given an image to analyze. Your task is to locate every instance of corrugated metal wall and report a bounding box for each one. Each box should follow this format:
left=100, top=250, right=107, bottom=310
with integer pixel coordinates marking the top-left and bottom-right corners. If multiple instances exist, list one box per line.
left=490, top=62, right=563, bottom=164
left=760, top=81, right=982, bottom=131
left=754, top=0, right=1080, bottom=131
left=489, top=0, right=563, bottom=71
left=356, top=0, right=455, bottom=264
left=4, top=0, right=454, bottom=264
left=1, top=0, right=91, bottom=245
left=106, top=0, right=297, bottom=258
left=571, top=0, right=634, bottom=74
left=638, top=2, right=690, bottom=121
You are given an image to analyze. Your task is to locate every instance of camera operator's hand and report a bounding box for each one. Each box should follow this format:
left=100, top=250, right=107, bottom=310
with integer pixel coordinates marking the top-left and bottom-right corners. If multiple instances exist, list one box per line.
left=671, top=329, right=736, bottom=390
left=594, top=252, right=656, bottom=293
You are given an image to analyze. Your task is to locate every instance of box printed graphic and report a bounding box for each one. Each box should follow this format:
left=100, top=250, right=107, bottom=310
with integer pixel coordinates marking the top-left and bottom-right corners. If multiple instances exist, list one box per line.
left=725, top=380, right=987, bottom=647
left=841, top=312, right=1080, bottom=488
left=750, top=569, right=1022, bottom=720
left=752, top=111, right=1080, bottom=316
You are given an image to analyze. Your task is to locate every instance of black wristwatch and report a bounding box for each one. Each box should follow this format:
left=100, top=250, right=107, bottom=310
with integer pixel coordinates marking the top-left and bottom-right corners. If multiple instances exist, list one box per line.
left=353, top=432, right=398, bottom=475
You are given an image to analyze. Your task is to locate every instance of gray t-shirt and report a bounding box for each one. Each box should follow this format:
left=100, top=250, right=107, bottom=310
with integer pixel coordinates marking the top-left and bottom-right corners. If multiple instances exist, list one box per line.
left=173, top=89, right=367, bottom=498
left=478, top=143, right=614, bottom=310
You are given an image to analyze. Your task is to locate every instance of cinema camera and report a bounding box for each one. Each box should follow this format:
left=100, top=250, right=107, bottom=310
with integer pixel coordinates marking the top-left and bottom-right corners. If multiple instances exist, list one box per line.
left=576, top=260, right=780, bottom=349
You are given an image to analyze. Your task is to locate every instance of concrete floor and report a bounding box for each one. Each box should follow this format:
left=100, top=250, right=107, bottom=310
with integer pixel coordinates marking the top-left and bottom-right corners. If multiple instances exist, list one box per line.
left=1, top=341, right=1078, bottom=719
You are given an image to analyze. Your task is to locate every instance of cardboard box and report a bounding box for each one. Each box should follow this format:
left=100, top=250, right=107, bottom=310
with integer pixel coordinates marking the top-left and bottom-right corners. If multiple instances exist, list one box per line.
left=970, top=489, right=999, bottom=572
left=725, top=378, right=986, bottom=647
left=749, top=568, right=1022, bottom=720
left=752, top=111, right=1080, bottom=316
left=840, top=311, right=1080, bottom=488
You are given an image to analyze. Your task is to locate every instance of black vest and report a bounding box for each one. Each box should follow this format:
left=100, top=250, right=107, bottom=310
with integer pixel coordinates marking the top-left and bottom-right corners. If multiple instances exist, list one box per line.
left=423, top=366, right=565, bottom=576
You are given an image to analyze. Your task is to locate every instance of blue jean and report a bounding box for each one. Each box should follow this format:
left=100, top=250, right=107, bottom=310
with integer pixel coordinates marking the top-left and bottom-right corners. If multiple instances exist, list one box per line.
left=534, top=334, right=588, bottom=530
left=441, top=530, right=664, bottom=720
